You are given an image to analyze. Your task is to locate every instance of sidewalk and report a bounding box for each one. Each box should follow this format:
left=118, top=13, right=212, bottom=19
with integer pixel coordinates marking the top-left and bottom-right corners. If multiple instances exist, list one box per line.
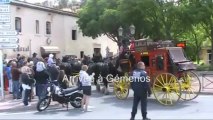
left=0, top=92, right=38, bottom=114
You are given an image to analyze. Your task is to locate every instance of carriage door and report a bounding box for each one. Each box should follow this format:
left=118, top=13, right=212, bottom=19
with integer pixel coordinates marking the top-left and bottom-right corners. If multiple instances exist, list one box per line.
left=150, top=49, right=167, bottom=75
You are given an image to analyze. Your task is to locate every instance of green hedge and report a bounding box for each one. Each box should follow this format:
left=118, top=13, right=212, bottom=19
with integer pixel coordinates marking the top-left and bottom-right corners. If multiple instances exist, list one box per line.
left=196, top=64, right=213, bottom=71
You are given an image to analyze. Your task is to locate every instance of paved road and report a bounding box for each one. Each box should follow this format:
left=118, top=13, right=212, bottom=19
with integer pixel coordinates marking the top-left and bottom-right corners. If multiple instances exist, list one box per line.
left=0, top=88, right=213, bottom=119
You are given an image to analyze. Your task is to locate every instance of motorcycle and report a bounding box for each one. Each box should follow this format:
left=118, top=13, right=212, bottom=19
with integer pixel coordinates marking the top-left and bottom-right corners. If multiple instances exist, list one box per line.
left=36, top=80, right=83, bottom=112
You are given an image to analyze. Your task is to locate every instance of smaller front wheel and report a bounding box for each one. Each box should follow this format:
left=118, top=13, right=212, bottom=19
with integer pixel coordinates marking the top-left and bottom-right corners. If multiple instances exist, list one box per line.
left=37, top=97, right=51, bottom=112
left=70, top=92, right=83, bottom=108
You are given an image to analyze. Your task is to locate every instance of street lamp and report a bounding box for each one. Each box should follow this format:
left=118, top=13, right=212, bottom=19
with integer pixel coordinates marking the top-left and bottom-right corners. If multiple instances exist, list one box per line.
left=118, top=24, right=135, bottom=37
left=129, top=24, right=135, bottom=35
left=118, top=26, right=123, bottom=36
left=117, top=24, right=136, bottom=52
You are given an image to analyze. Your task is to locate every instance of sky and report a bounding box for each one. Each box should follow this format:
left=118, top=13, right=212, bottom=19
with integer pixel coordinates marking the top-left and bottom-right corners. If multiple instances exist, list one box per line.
left=23, top=0, right=55, bottom=3
left=22, top=0, right=81, bottom=3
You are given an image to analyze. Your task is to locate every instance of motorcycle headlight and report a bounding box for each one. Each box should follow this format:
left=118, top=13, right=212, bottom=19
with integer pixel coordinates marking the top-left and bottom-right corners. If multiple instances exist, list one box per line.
left=47, top=87, right=51, bottom=92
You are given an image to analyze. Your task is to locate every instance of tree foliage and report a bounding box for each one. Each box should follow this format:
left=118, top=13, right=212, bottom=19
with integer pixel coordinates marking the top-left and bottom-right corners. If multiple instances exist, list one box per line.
left=77, top=0, right=122, bottom=43
left=77, top=0, right=213, bottom=64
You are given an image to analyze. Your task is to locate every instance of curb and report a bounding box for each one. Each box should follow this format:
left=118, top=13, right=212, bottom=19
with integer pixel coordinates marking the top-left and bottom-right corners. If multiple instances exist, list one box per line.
left=199, top=91, right=213, bottom=95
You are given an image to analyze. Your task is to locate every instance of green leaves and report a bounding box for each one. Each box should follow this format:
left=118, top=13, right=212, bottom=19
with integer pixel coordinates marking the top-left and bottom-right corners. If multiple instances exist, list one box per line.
left=77, top=0, right=212, bottom=47
left=77, top=0, right=121, bottom=42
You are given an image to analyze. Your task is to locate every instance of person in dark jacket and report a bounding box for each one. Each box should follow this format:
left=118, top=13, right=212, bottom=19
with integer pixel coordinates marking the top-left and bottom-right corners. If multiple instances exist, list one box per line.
left=11, top=62, right=22, bottom=99
left=48, top=64, right=59, bottom=81
left=21, top=73, right=35, bottom=106
left=58, top=70, right=68, bottom=89
left=34, top=65, right=49, bottom=100
left=130, top=62, right=151, bottom=120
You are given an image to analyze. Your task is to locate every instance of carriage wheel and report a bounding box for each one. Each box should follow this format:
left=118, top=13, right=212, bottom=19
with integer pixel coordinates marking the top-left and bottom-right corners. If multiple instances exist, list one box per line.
left=113, top=74, right=130, bottom=100
left=179, top=71, right=201, bottom=101
left=153, top=73, right=181, bottom=106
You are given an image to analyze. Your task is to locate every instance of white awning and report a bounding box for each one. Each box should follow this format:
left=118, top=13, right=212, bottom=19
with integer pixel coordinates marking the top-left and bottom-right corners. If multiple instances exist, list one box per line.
left=40, top=46, right=60, bottom=54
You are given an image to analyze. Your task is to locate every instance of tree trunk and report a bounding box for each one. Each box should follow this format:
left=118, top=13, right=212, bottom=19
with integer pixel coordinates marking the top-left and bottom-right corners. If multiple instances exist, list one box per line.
left=196, top=49, right=200, bottom=64
left=194, top=33, right=200, bottom=65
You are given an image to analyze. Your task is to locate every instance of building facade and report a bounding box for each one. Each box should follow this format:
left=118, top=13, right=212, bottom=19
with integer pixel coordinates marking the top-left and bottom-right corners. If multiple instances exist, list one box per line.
left=3, top=1, right=118, bottom=59
left=200, top=48, right=212, bottom=65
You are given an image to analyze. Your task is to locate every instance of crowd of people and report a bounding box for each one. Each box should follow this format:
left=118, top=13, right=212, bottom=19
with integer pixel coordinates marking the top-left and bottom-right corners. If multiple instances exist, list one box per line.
left=3, top=53, right=60, bottom=106
left=2, top=52, right=97, bottom=107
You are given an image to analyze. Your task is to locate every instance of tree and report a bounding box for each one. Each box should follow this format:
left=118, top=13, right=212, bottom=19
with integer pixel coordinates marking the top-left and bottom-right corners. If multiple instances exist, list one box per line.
left=184, top=0, right=213, bottom=66
left=77, top=0, right=122, bottom=44
left=77, top=0, right=212, bottom=64
left=180, top=25, right=207, bottom=64
left=118, top=0, right=158, bottom=39
left=56, top=0, right=69, bottom=9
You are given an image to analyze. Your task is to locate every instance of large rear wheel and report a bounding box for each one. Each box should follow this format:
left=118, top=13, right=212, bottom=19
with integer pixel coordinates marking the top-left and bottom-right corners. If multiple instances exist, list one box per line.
left=179, top=71, right=201, bottom=101
left=153, top=73, right=181, bottom=106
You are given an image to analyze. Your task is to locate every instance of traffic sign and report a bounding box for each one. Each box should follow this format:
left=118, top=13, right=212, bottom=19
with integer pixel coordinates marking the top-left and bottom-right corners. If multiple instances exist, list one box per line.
left=0, top=4, right=10, bottom=13
left=0, top=23, right=11, bottom=29
left=0, top=31, right=17, bottom=36
left=0, top=44, right=18, bottom=49
left=0, top=0, right=10, bottom=4
left=0, top=14, right=10, bottom=23
left=0, top=37, right=18, bottom=43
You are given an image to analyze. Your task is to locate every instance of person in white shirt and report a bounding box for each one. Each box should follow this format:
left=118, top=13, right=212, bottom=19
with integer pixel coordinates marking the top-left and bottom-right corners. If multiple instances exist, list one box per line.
left=79, top=65, right=94, bottom=112
left=36, top=58, right=46, bottom=72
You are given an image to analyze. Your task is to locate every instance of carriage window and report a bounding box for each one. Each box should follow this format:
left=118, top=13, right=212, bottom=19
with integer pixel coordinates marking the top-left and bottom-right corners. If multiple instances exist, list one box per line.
left=156, top=55, right=164, bottom=70
left=141, top=56, right=149, bottom=67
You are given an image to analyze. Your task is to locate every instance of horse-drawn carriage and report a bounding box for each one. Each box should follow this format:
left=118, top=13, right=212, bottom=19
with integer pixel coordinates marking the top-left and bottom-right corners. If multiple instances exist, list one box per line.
left=113, top=39, right=201, bottom=105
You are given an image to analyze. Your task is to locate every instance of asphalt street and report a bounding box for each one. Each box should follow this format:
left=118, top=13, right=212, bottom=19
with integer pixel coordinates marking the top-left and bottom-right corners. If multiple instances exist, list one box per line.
left=0, top=87, right=213, bottom=119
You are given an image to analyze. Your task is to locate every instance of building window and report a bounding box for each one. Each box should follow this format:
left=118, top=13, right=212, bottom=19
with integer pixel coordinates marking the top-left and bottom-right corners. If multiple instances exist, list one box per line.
left=80, top=51, right=84, bottom=58
left=207, top=50, right=212, bottom=64
left=72, top=30, right=77, bottom=40
left=15, top=17, right=21, bottom=32
left=46, top=21, right=51, bottom=34
left=36, top=20, right=39, bottom=34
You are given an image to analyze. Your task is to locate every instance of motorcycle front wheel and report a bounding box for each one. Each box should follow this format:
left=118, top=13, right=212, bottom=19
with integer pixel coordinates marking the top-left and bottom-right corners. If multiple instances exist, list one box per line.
left=70, top=92, right=83, bottom=108
left=37, top=97, right=51, bottom=112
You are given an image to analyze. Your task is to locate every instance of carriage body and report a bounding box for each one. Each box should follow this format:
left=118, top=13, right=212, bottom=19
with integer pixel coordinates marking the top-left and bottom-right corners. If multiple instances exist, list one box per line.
left=132, top=47, right=196, bottom=84
left=114, top=39, right=201, bottom=105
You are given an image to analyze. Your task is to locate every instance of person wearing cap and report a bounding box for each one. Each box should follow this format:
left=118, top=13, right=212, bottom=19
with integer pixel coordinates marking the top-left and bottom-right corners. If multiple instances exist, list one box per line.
left=130, top=62, right=151, bottom=120
left=47, top=54, right=55, bottom=66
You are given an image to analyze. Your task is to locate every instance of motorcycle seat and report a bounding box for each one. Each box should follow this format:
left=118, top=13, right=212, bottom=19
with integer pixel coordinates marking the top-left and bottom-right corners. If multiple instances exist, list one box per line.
left=62, top=86, right=80, bottom=94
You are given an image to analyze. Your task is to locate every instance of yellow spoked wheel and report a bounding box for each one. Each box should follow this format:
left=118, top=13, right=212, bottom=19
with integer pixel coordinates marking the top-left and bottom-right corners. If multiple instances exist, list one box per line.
left=153, top=73, right=181, bottom=106
left=179, top=71, right=201, bottom=101
left=113, top=73, right=130, bottom=100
